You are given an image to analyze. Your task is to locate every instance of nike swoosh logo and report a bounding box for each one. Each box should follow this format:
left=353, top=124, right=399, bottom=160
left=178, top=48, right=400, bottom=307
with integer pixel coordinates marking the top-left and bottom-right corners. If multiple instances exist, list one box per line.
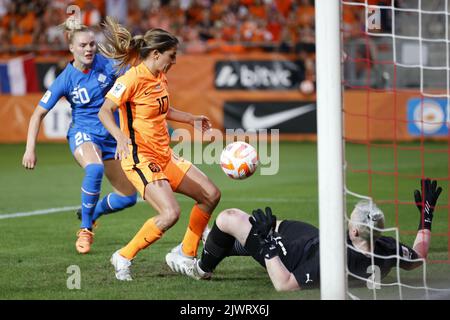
left=242, top=104, right=316, bottom=129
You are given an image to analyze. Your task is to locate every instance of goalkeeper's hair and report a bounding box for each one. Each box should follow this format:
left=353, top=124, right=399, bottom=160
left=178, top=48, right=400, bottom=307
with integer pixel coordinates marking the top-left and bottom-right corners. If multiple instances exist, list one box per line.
left=59, top=17, right=90, bottom=44
left=349, top=200, right=385, bottom=242
left=99, top=16, right=179, bottom=74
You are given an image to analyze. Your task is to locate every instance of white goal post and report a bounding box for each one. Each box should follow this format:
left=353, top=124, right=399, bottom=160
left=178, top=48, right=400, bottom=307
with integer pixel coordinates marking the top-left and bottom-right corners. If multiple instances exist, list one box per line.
left=315, top=0, right=347, bottom=299
left=315, top=0, right=450, bottom=300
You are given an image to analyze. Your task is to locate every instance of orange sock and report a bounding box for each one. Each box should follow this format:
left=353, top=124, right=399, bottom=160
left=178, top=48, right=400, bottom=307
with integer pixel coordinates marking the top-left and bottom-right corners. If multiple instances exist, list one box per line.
left=120, top=217, right=163, bottom=260
left=181, top=204, right=211, bottom=257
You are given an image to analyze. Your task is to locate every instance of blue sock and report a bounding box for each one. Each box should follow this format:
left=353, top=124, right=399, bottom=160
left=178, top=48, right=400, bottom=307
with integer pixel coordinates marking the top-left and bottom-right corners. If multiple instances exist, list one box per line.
left=92, top=192, right=137, bottom=221
left=80, top=164, right=104, bottom=229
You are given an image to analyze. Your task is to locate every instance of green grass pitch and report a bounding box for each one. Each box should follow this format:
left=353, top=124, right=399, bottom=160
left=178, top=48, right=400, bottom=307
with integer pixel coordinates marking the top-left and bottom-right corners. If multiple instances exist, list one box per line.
left=0, top=141, right=449, bottom=300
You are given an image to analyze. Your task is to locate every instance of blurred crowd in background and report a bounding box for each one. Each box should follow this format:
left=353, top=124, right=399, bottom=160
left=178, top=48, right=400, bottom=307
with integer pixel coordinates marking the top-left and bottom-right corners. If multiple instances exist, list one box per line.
left=0, top=0, right=396, bottom=92
left=0, top=0, right=324, bottom=55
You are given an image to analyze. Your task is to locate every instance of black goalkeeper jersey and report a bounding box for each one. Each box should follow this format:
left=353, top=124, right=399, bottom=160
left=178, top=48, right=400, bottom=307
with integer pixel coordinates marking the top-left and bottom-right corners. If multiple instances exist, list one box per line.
left=346, top=235, right=419, bottom=285
left=260, top=220, right=419, bottom=289
left=276, top=220, right=320, bottom=289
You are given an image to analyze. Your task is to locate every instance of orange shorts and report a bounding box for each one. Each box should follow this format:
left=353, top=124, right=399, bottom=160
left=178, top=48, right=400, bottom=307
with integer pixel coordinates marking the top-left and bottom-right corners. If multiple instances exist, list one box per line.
left=123, top=152, right=192, bottom=198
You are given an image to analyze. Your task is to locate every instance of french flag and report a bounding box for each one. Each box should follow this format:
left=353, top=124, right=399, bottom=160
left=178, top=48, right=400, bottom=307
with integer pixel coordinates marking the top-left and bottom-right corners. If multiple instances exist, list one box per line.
left=0, top=55, right=39, bottom=95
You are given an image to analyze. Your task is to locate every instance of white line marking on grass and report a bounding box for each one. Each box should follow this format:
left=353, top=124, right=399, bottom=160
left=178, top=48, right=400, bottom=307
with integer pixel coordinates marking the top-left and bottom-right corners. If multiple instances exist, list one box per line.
left=0, top=206, right=80, bottom=219
left=0, top=197, right=306, bottom=220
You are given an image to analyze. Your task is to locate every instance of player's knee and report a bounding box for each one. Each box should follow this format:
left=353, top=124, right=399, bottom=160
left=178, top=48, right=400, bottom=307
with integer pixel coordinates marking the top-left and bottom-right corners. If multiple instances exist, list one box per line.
left=208, top=186, right=221, bottom=206
left=85, top=163, right=104, bottom=179
left=200, top=185, right=221, bottom=209
left=216, top=208, right=243, bottom=232
left=83, top=164, right=104, bottom=191
left=159, top=206, right=181, bottom=229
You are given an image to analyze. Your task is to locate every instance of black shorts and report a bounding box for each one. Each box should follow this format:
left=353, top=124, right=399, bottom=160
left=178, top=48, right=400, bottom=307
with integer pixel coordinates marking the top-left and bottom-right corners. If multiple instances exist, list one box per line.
left=245, top=220, right=320, bottom=288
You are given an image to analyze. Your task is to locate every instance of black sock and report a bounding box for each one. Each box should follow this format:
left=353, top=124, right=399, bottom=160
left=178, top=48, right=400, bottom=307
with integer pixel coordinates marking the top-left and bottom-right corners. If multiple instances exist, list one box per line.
left=243, top=224, right=266, bottom=269
left=228, top=240, right=249, bottom=256
left=199, top=222, right=235, bottom=273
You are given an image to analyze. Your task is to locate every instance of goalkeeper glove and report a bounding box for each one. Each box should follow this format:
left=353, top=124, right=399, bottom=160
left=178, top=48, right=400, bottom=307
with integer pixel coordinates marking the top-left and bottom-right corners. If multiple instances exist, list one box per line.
left=249, top=207, right=277, bottom=239
left=260, top=232, right=287, bottom=260
left=414, top=178, right=442, bottom=231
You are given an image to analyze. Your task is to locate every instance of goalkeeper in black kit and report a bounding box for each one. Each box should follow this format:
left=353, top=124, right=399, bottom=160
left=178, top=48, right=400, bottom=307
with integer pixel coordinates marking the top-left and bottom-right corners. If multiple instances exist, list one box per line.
left=171, top=179, right=442, bottom=291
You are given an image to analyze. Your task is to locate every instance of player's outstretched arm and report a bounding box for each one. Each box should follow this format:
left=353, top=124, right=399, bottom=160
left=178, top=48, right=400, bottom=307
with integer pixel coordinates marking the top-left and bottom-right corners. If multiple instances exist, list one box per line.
left=22, top=105, right=49, bottom=170
left=166, top=107, right=211, bottom=133
left=98, top=98, right=130, bottom=160
left=411, top=179, right=442, bottom=260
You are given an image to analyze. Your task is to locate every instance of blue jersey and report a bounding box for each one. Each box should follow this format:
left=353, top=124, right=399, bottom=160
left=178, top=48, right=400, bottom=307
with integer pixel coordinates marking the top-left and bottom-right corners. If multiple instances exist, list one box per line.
left=39, top=54, right=117, bottom=137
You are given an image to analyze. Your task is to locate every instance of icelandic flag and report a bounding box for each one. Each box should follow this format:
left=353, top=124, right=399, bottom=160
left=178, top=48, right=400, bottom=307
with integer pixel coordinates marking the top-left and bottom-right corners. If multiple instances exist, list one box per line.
left=0, top=55, right=39, bottom=95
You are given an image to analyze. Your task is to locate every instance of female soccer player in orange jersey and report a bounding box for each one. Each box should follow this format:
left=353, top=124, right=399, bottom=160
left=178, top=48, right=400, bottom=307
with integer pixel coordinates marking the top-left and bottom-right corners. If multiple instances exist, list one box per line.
left=98, top=17, right=221, bottom=280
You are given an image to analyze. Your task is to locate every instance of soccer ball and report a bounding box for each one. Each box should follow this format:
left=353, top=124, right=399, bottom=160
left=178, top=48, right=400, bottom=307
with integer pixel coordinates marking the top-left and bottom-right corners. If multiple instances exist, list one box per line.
left=220, top=141, right=259, bottom=179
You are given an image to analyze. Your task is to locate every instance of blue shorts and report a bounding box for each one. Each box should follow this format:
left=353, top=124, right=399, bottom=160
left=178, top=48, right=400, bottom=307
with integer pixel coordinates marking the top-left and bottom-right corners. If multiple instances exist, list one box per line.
left=67, top=127, right=117, bottom=161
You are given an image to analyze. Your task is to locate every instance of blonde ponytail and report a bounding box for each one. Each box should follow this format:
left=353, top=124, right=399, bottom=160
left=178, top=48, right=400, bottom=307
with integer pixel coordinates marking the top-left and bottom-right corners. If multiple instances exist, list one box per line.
left=99, top=17, right=147, bottom=74
left=99, top=16, right=179, bottom=74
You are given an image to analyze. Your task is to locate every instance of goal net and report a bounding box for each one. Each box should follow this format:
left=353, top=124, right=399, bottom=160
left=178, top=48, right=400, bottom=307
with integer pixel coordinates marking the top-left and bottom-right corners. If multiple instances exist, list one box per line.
left=340, top=0, right=450, bottom=299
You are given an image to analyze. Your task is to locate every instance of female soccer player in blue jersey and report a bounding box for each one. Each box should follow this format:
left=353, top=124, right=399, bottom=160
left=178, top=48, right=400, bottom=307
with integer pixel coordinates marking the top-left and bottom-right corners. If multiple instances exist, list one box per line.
left=22, top=22, right=138, bottom=254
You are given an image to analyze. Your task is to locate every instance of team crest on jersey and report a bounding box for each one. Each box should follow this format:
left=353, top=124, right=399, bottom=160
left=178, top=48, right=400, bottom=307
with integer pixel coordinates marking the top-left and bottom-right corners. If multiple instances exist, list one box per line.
left=98, top=73, right=107, bottom=83
left=148, top=162, right=161, bottom=173
left=41, top=90, right=51, bottom=103
left=111, top=82, right=126, bottom=98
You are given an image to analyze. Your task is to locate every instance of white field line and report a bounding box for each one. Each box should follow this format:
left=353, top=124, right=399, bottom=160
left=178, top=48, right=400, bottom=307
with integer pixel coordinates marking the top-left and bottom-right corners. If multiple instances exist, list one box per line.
left=0, top=206, right=81, bottom=220
left=0, top=197, right=306, bottom=220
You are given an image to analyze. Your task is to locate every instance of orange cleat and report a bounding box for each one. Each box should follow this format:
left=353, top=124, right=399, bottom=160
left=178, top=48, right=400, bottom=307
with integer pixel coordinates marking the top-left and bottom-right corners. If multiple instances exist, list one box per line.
left=76, top=228, right=94, bottom=254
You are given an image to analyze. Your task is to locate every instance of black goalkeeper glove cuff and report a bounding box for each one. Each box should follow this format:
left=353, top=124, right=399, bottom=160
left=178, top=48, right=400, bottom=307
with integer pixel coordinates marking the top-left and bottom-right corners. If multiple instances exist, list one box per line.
left=414, top=179, right=442, bottom=231
left=261, top=232, right=287, bottom=260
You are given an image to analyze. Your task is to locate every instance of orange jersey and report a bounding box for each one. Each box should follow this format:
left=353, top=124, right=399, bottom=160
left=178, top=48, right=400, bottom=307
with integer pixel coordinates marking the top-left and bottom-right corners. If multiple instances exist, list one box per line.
left=106, top=62, right=171, bottom=169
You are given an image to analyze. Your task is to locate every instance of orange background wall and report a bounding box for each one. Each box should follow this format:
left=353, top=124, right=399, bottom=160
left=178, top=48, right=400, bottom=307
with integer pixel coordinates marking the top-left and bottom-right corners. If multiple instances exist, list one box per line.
left=0, top=54, right=434, bottom=143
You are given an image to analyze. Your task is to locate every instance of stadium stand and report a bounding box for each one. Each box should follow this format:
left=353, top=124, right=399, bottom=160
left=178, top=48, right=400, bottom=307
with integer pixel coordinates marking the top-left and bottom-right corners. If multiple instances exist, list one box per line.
left=0, top=0, right=316, bottom=55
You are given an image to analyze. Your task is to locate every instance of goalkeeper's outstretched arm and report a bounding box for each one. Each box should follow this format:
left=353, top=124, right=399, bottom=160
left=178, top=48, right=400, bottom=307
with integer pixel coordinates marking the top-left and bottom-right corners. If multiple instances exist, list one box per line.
left=403, top=179, right=442, bottom=270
